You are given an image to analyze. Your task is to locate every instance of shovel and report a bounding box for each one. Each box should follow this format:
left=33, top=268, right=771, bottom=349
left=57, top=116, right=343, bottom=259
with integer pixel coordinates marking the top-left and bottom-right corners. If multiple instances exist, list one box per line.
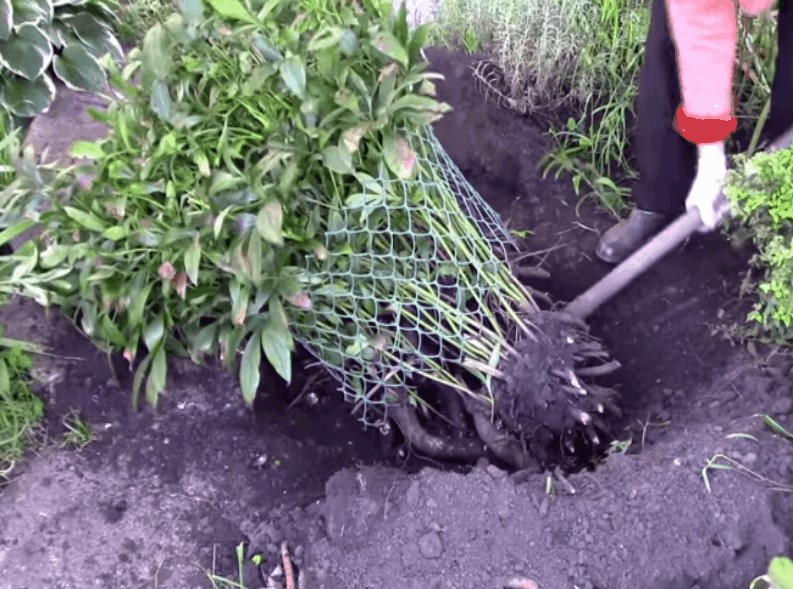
left=563, top=125, right=793, bottom=321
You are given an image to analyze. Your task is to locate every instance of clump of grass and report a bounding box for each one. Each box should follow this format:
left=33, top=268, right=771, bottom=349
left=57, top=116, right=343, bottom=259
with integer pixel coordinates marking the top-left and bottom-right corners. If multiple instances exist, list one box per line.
left=60, top=410, right=94, bottom=449
left=0, top=329, right=44, bottom=480
left=116, top=0, right=177, bottom=44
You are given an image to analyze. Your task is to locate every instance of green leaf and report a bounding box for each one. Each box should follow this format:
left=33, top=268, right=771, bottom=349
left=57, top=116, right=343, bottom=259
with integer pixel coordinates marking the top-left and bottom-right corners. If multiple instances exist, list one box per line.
left=149, top=80, right=172, bottom=120
left=371, top=31, right=408, bottom=68
left=69, top=140, right=104, bottom=159
left=239, top=331, right=261, bottom=406
left=261, top=316, right=291, bottom=384
left=382, top=132, right=415, bottom=180
left=251, top=34, right=282, bottom=62
left=63, top=206, right=105, bottom=232
left=102, top=226, right=127, bottom=241
left=0, top=23, right=52, bottom=80
left=769, top=557, right=793, bottom=589
left=11, top=0, right=49, bottom=27
left=205, top=0, right=256, bottom=24
left=131, top=349, right=153, bottom=409
left=141, top=23, right=172, bottom=90
left=279, top=56, right=305, bottom=98
left=407, top=23, right=431, bottom=63
left=209, top=170, right=244, bottom=196
left=146, top=345, right=167, bottom=406
left=53, top=43, right=107, bottom=92
left=63, top=13, right=124, bottom=62
left=178, top=0, right=204, bottom=22
left=184, top=241, right=201, bottom=285
left=143, top=315, right=164, bottom=351
left=256, top=200, right=283, bottom=246
left=322, top=145, right=353, bottom=175
left=0, top=0, right=11, bottom=40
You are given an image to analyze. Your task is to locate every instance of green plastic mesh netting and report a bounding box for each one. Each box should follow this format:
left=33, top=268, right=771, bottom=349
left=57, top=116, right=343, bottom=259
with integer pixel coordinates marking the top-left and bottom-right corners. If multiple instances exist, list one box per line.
left=291, top=127, right=532, bottom=427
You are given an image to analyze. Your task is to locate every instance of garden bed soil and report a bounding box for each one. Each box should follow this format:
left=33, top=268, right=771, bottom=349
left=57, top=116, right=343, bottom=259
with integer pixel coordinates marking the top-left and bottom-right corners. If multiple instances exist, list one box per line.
left=0, top=49, right=792, bottom=589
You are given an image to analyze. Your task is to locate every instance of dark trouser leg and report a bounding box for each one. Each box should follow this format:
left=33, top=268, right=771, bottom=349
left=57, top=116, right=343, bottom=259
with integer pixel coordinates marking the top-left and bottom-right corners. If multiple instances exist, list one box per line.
left=761, top=0, right=793, bottom=145
left=632, top=0, right=697, bottom=215
left=596, top=0, right=695, bottom=264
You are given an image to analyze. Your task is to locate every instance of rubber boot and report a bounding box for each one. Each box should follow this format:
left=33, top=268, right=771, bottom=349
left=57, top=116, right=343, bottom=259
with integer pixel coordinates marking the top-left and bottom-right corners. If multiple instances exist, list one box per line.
left=595, top=208, right=669, bottom=264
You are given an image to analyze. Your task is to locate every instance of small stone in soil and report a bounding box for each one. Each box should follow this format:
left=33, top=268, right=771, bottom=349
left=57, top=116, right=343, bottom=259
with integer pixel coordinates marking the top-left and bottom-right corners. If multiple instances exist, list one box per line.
left=418, top=532, right=443, bottom=559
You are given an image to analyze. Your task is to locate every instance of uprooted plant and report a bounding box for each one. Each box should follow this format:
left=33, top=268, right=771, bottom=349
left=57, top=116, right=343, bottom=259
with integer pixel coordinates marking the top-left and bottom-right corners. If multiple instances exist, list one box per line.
left=724, top=142, right=793, bottom=346
left=1, top=0, right=622, bottom=469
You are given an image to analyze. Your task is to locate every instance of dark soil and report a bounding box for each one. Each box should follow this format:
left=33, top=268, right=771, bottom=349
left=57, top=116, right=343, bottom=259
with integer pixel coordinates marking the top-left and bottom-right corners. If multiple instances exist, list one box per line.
left=1, top=49, right=792, bottom=589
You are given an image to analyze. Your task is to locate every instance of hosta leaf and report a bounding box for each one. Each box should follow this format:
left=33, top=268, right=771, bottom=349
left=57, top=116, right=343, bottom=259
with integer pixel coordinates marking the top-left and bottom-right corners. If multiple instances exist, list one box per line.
left=60, top=12, right=123, bottom=61
left=261, top=317, right=291, bottom=384
left=0, top=73, right=55, bottom=117
left=279, top=56, right=305, bottom=98
left=205, top=0, right=256, bottom=24
left=11, top=0, right=51, bottom=26
left=0, top=0, right=11, bottom=40
left=0, top=23, right=52, bottom=80
left=53, top=43, right=106, bottom=92
left=240, top=332, right=261, bottom=406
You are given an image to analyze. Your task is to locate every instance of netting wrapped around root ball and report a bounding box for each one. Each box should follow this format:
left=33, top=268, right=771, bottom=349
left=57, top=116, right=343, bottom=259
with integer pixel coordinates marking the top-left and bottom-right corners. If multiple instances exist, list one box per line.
left=290, top=125, right=621, bottom=468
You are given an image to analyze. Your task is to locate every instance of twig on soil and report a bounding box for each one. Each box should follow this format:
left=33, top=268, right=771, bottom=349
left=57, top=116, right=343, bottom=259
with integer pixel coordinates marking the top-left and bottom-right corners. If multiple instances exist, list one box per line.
left=701, top=454, right=793, bottom=494
left=281, top=542, right=295, bottom=589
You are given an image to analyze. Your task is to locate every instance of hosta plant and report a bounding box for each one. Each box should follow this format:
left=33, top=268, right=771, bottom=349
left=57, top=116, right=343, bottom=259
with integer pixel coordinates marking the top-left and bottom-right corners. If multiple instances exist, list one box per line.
left=0, top=0, right=123, bottom=118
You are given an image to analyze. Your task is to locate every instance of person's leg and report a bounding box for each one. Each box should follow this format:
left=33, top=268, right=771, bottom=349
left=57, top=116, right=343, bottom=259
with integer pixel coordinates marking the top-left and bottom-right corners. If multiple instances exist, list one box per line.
left=596, top=0, right=698, bottom=264
left=760, top=0, right=793, bottom=145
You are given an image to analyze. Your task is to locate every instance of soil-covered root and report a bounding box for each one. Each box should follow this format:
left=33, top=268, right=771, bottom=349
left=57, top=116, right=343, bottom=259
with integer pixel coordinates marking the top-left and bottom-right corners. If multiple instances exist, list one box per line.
left=382, top=311, right=621, bottom=470
left=492, top=311, right=620, bottom=444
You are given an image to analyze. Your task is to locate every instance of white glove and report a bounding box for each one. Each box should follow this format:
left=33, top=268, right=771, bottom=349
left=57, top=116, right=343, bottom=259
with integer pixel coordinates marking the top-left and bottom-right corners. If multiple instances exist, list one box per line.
left=685, top=141, right=731, bottom=231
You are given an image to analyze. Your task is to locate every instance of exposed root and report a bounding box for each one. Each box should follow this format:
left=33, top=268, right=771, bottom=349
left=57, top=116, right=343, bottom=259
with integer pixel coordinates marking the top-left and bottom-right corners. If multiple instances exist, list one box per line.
left=493, top=310, right=620, bottom=442
left=459, top=394, right=536, bottom=471
left=438, top=384, right=468, bottom=436
left=390, top=402, right=486, bottom=461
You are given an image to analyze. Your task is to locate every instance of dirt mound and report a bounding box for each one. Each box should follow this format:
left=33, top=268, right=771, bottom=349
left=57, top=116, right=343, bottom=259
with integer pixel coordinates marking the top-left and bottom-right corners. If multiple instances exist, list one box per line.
left=243, top=357, right=793, bottom=589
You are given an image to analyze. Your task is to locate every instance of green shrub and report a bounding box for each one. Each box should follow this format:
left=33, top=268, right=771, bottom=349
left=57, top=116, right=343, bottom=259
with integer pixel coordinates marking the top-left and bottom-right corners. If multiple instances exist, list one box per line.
left=725, top=145, right=793, bottom=344
left=0, top=0, right=123, bottom=119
